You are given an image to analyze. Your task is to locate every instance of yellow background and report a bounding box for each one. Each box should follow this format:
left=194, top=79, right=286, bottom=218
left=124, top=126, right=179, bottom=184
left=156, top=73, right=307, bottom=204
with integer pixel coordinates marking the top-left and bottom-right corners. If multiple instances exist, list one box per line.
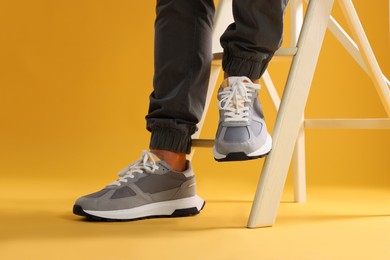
left=0, top=1, right=389, bottom=186
left=0, top=1, right=389, bottom=259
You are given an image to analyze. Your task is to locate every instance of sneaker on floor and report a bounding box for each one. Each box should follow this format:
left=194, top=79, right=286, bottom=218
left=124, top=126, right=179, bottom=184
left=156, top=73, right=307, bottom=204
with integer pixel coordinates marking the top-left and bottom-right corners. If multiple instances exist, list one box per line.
left=73, top=150, right=205, bottom=221
left=213, top=76, right=272, bottom=162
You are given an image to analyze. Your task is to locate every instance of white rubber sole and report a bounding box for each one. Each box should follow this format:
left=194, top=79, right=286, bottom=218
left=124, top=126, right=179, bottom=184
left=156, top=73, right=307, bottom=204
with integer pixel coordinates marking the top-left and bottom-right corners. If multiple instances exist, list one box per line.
left=213, top=133, right=273, bottom=160
left=247, top=133, right=273, bottom=157
left=84, top=195, right=205, bottom=220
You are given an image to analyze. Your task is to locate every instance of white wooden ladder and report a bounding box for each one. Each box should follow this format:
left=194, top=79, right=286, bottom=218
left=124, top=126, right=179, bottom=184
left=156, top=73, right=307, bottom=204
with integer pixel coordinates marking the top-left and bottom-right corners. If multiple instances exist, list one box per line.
left=191, top=0, right=390, bottom=228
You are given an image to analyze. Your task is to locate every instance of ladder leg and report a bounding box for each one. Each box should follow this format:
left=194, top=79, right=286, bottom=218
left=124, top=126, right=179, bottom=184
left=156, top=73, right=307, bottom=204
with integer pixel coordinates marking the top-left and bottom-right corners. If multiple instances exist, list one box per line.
left=262, top=69, right=307, bottom=203
left=293, top=120, right=307, bottom=203
left=247, top=0, right=334, bottom=228
left=290, top=0, right=307, bottom=203
left=212, top=0, right=233, bottom=54
left=261, top=70, right=281, bottom=110
left=338, top=0, right=390, bottom=116
left=290, top=0, right=303, bottom=47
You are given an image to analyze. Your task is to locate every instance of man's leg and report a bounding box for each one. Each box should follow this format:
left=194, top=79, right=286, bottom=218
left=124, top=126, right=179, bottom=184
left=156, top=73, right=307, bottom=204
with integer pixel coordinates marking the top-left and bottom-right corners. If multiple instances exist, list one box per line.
left=146, top=0, right=215, bottom=171
left=73, top=0, right=214, bottom=221
left=213, top=0, right=288, bottom=161
left=221, top=0, right=288, bottom=80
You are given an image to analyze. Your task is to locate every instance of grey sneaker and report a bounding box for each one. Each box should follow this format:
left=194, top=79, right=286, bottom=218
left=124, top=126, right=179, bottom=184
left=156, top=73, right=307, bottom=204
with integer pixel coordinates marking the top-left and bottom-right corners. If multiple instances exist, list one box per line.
left=213, top=76, right=272, bottom=162
left=73, top=150, right=205, bottom=221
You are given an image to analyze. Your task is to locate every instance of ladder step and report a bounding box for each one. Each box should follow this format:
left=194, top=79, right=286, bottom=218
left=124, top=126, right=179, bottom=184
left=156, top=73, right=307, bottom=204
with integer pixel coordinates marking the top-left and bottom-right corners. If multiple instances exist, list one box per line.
left=304, top=118, right=390, bottom=129
left=192, top=139, right=214, bottom=148
left=213, top=47, right=297, bottom=63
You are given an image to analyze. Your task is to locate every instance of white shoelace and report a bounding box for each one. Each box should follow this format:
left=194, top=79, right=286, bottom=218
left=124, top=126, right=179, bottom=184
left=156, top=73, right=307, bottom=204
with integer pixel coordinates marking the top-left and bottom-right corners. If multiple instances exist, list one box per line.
left=109, top=150, right=160, bottom=186
left=218, top=77, right=260, bottom=122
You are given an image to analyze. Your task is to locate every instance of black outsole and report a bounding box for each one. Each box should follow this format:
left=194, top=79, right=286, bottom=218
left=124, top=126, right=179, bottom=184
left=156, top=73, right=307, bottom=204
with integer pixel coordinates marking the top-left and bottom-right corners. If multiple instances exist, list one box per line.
left=214, top=150, right=271, bottom=162
left=73, top=202, right=206, bottom=222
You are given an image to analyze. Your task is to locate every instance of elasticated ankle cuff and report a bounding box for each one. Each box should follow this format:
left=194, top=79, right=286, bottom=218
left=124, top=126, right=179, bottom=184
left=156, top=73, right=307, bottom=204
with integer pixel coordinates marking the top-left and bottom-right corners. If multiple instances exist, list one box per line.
left=222, top=50, right=273, bottom=80
left=149, top=128, right=192, bottom=154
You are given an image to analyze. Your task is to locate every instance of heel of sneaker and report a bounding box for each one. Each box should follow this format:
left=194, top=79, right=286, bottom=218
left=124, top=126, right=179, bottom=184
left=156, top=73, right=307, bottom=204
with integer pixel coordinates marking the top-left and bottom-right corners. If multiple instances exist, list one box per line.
left=171, top=195, right=205, bottom=217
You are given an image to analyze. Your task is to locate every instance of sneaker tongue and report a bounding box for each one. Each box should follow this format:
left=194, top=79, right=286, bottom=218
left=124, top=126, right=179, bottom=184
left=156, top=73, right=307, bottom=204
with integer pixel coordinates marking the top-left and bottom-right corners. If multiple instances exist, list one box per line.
left=149, top=152, right=172, bottom=171
left=149, top=152, right=161, bottom=162
left=221, top=77, right=252, bottom=89
left=221, top=78, right=230, bottom=88
left=156, top=160, right=172, bottom=171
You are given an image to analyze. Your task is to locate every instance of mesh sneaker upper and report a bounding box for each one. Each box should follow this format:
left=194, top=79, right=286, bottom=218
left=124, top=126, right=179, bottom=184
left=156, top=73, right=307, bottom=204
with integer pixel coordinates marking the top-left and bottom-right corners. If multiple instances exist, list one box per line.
left=74, top=151, right=197, bottom=211
left=214, top=76, right=270, bottom=157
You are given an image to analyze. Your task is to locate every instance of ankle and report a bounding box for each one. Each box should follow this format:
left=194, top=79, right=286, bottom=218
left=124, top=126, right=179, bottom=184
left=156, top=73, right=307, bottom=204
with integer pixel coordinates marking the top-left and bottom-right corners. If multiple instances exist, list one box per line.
left=150, top=149, right=187, bottom=172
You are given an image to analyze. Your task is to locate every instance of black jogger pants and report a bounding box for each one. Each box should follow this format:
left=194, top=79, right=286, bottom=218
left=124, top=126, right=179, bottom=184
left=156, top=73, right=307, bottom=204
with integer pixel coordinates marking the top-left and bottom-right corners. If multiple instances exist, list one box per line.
left=146, top=0, right=288, bottom=154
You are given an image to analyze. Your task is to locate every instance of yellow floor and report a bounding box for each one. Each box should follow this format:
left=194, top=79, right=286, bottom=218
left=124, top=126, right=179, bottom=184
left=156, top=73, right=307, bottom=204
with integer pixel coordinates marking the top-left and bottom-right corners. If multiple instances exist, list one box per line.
left=1, top=177, right=390, bottom=260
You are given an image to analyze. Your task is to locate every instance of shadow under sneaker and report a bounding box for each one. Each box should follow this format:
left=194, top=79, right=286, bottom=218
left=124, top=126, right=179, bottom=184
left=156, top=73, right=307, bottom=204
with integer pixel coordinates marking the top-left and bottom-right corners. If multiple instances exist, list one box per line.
left=213, top=76, right=272, bottom=162
left=73, top=150, right=205, bottom=221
